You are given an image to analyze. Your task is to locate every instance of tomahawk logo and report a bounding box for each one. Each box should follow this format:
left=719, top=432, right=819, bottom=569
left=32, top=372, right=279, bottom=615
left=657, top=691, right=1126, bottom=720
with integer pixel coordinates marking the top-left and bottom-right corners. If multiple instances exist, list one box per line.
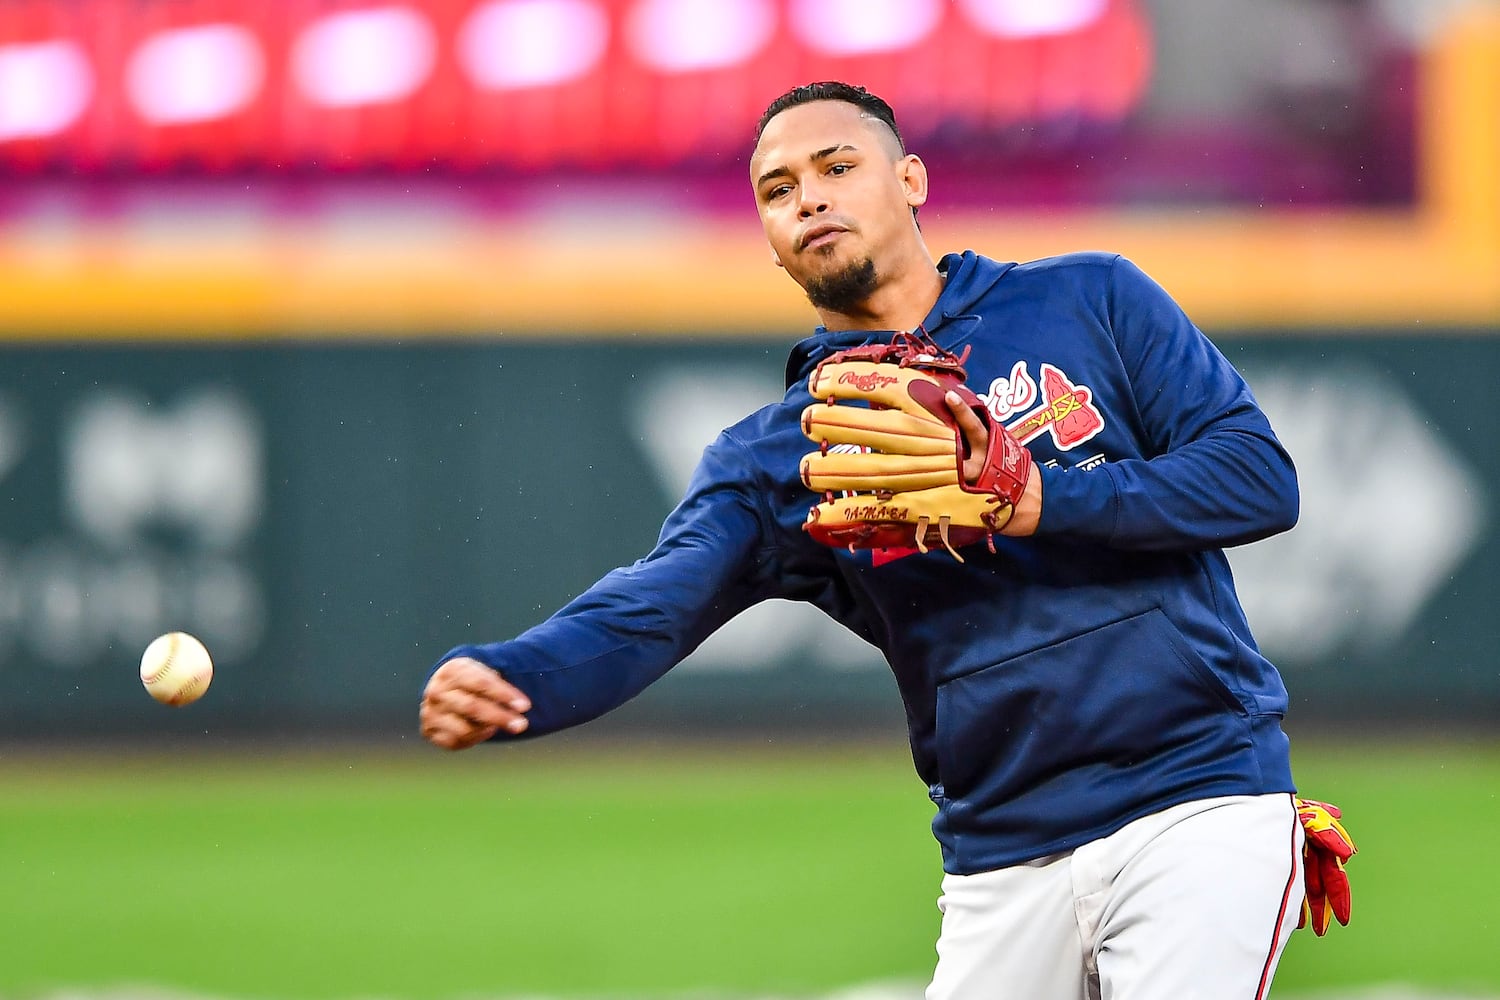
left=992, top=362, right=1105, bottom=451
left=868, top=362, right=1106, bottom=568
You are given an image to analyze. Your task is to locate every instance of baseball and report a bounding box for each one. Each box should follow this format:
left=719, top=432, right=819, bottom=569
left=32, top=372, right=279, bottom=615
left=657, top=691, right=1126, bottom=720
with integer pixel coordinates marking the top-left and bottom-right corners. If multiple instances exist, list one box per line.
left=139, top=631, right=214, bottom=706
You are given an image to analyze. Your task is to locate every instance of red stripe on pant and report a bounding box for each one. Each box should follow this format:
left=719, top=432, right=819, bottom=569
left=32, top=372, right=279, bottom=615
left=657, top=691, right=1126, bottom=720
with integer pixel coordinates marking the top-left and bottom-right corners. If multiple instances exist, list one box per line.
left=1256, top=794, right=1303, bottom=1000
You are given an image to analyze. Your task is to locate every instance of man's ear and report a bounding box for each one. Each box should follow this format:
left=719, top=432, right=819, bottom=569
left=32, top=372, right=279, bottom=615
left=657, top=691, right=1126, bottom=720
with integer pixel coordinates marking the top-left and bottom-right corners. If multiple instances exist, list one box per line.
left=900, top=154, right=930, bottom=210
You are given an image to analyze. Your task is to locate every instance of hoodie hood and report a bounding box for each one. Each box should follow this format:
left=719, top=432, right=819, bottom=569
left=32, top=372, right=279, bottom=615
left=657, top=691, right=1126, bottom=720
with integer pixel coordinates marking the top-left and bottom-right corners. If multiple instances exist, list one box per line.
left=783, top=250, right=1016, bottom=388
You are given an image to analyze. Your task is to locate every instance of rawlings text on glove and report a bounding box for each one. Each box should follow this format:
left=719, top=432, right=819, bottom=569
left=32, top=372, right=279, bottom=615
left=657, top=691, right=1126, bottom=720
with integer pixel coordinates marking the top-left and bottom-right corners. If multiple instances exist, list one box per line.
left=799, top=332, right=1032, bottom=561
left=1295, top=796, right=1357, bottom=936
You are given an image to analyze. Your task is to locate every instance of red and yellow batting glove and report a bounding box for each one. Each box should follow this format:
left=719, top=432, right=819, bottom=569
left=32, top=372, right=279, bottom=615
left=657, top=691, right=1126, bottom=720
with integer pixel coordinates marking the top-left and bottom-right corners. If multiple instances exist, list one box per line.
left=1295, top=796, right=1357, bottom=936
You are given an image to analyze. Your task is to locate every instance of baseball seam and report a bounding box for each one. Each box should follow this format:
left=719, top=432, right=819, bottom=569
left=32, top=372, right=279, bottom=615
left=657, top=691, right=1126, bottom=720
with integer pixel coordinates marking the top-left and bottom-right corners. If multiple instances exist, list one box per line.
left=140, top=633, right=179, bottom=685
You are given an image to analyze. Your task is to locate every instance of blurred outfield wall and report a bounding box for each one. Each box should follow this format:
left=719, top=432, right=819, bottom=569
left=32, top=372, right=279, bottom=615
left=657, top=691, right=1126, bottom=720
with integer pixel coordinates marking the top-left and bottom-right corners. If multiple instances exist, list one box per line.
left=1, top=2, right=1497, bottom=739
left=0, top=333, right=1496, bottom=738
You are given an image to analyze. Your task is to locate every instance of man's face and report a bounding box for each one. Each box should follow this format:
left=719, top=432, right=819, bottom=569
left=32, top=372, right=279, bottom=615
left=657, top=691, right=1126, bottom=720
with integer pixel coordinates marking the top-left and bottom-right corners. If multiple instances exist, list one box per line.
left=750, top=101, right=920, bottom=312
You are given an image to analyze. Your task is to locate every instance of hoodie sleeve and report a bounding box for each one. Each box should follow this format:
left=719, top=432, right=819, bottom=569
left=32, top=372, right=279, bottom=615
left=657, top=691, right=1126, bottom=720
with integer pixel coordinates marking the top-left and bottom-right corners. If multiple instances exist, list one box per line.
left=433, top=430, right=771, bottom=737
left=1036, top=256, right=1298, bottom=551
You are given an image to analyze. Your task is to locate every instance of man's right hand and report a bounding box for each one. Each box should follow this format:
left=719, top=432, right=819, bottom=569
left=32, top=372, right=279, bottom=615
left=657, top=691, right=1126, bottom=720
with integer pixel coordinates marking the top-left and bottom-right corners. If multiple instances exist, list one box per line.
left=420, top=656, right=532, bottom=750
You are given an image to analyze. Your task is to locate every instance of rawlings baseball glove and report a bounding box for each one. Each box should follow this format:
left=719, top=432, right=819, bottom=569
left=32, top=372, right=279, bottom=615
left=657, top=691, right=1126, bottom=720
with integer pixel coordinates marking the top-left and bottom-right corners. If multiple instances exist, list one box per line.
left=799, top=330, right=1033, bottom=561
left=1295, top=796, right=1357, bottom=936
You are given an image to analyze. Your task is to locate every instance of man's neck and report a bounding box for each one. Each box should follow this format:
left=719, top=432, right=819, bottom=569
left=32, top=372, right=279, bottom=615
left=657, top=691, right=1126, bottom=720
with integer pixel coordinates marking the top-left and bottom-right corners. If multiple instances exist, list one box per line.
left=815, top=251, right=944, bottom=332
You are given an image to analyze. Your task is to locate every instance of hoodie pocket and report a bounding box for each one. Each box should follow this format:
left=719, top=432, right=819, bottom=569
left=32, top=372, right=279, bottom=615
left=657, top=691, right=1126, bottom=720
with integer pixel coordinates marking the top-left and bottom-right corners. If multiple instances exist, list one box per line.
left=934, top=607, right=1247, bottom=803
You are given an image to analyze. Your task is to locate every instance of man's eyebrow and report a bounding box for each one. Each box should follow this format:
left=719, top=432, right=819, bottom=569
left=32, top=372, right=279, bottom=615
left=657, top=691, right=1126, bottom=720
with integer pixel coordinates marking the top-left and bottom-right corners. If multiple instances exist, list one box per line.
left=755, top=144, right=860, bottom=190
left=811, top=143, right=857, bottom=161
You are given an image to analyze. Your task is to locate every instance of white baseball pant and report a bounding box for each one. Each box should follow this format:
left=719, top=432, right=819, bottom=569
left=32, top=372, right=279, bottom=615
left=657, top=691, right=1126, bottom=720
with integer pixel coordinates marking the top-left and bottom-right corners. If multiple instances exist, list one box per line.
left=926, top=793, right=1305, bottom=1000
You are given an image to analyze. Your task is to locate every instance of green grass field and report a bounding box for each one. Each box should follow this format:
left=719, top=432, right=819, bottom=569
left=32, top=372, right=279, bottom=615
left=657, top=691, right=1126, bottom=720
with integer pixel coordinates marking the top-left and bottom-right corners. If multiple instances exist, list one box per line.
left=1, top=735, right=1497, bottom=999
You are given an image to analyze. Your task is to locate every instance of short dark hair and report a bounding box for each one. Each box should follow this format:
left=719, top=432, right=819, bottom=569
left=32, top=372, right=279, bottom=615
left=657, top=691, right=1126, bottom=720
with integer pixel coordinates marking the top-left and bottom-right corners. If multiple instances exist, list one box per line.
left=754, top=81, right=906, bottom=154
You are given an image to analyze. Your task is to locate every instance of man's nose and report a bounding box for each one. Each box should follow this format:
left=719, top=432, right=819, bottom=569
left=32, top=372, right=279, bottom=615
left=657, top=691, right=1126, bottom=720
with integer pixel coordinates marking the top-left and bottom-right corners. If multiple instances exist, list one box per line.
left=797, top=181, right=829, bottom=218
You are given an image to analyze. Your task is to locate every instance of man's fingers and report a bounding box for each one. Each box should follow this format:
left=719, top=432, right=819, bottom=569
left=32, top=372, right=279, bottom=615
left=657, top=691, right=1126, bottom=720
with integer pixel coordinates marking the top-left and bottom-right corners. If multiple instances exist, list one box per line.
left=943, top=391, right=986, bottom=442
left=420, top=656, right=533, bottom=749
left=427, top=686, right=511, bottom=728
left=419, top=694, right=524, bottom=748
left=422, top=686, right=530, bottom=734
left=421, top=710, right=500, bottom=751
left=432, top=656, right=532, bottom=711
left=944, top=390, right=990, bottom=484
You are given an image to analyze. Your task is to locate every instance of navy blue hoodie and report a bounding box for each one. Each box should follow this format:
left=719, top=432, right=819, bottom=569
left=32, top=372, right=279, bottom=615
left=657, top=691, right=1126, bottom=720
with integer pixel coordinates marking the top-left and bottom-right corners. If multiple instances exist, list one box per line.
left=441, top=251, right=1300, bottom=875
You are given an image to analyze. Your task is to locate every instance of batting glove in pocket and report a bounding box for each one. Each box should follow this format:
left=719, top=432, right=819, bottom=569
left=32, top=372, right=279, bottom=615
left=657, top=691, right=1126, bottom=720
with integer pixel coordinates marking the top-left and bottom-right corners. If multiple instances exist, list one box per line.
left=1295, top=796, right=1357, bottom=936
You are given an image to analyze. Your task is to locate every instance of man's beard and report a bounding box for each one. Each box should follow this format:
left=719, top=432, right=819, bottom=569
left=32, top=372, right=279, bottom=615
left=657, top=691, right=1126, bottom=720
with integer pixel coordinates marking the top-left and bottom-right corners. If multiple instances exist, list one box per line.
left=804, top=255, right=878, bottom=314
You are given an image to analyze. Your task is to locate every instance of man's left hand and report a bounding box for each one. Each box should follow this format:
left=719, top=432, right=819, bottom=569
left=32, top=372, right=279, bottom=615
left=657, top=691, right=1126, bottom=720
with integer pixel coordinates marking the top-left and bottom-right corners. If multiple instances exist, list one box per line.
left=943, top=390, right=1041, bottom=536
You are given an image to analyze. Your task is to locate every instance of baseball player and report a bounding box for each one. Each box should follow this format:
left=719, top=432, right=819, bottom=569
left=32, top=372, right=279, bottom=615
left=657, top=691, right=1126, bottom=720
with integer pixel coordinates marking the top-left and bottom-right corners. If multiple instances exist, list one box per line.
left=421, top=82, right=1354, bottom=998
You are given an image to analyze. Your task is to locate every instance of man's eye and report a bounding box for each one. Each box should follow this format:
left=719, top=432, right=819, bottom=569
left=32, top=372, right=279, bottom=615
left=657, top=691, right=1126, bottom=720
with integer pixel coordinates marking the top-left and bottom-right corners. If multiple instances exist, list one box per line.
left=768, top=185, right=792, bottom=200
left=829, top=163, right=852, bottom=176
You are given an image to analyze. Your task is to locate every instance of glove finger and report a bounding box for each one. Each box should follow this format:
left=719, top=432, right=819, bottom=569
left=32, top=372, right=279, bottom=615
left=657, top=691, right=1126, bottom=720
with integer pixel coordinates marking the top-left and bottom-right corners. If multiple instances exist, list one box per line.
left=802, top=403, right=954, bottom=456
left=804, top=512, right=920, bottom=551
left=807, top=487, right=1012, bottom=550
left=1303, top=855, right=1331, bottom=937
left=1307, top=824, right=1357, bottom=861
left=802, top=451, right=959, bottom=492
left=1297, top=898, right=1310, bottom=931
left=1298, top=797, right=1342, bottom=820
left=1302, top=846, right=1324, bottom=913
left=1324, top=859, right=1352, bottom=926
left=1309, top=892, right=1332, bottom=936
left=1297, top=798, right=1356, bottom=859
left=809, top=361, right=953, bottom=415
left=1325, top=815, right=1357, bottom=857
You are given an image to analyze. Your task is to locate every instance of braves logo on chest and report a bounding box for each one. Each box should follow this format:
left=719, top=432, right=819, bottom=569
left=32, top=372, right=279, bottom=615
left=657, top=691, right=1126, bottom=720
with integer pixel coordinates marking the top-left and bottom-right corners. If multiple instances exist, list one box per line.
left=982, top=361, right=1105, bottom=451
left=865, top=360, right=1105, bottom=567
